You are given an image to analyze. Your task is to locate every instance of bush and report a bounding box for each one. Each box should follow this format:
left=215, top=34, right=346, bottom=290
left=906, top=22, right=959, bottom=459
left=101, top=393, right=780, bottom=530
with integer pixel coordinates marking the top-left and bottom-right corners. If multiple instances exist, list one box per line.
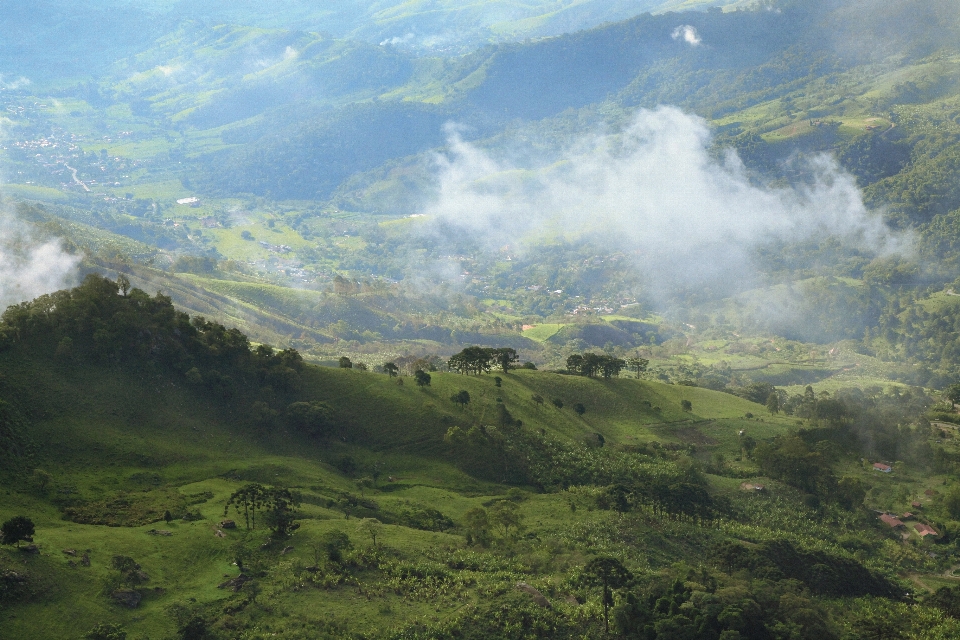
left=0, top=516, right=34, bottom=548
left=84, top=623, right=127, bottom=640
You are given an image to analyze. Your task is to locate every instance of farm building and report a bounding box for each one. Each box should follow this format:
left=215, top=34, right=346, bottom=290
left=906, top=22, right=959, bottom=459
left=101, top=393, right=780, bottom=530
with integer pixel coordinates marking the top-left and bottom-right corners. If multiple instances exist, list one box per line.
left=916, top=524, right=939, bottom=540
left=879, top=514, right=904, bottom=528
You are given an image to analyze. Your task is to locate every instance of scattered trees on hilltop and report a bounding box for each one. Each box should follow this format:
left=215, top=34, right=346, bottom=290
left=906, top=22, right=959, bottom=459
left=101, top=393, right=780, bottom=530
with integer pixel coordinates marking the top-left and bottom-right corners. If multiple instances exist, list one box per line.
left=448, top=347, right=519, bottom=375
left=224, top=483, right=301, bottom=537
left=566, top=353, right=625, bottom=378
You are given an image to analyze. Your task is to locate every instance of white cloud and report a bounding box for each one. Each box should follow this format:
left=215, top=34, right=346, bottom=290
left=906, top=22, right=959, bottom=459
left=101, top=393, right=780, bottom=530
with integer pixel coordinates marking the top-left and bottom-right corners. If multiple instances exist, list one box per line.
left=380, top=33, right=416, bottom=46
left=0, top=118, right=81, bottom=310
left=0, top=212, right=80, bottom=311
left=421, top=107, right=908, bottom=295
left=671, top=25, right=702, bottom=46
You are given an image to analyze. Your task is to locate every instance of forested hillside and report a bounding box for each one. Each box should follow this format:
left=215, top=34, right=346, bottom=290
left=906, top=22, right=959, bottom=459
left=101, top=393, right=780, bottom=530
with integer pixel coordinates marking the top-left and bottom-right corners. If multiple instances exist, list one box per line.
left=4, top=276, right=960, bottom=638
left=7, top=3, right=960, bottom=635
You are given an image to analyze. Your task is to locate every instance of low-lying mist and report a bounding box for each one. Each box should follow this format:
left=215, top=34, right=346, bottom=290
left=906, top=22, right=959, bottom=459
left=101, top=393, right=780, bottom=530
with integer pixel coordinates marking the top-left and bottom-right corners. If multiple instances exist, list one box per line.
left=421, top=106, right=909, bottom=301
left=0, top=203, right=80, bottom=312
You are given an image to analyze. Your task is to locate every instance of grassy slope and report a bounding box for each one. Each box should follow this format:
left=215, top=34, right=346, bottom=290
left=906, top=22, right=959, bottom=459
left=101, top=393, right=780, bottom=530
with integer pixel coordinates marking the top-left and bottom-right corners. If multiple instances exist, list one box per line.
left=0, top=342, right=792, bottom=638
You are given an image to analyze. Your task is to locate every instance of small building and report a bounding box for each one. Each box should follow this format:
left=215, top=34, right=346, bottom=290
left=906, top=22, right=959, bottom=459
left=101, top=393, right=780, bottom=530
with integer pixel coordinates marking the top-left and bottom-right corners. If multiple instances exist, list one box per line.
left=880, top=514, right=904, bottom=528
left=911, top=501, right=922, bottom=509
left=176, top=196, right=200, bottom=206
left=873, top=462, right=892, bottom=473
left=915, top=524, right=939, bottom=540
left=902, top=512, right=914, bottom=520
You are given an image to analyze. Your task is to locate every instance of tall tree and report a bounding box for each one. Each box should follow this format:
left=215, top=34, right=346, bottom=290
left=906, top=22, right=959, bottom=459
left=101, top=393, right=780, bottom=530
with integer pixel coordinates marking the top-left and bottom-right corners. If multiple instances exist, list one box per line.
left=491, top=348, right=519, bottom=373
left=263, top=487, right=301, bottom=538
left=583, top=557, right=633, bottom=633
left=627, top=356, right=649, bottom=378
left=358, top=518, right=384, bottom=547
left=224, top=484, right=267, bottom=530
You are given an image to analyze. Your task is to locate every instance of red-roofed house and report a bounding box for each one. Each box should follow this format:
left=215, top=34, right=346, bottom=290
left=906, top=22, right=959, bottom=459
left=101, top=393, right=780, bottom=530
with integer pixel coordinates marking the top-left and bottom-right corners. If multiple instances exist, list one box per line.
left=915, top=524, right=939, bottom=540
left=902, top=512, right=914, bottom=520
left=880, top=514, right=904, bottom=528
left=911, top=501, right=922, bottom=509
left=873, top=462, right=892, bottom=473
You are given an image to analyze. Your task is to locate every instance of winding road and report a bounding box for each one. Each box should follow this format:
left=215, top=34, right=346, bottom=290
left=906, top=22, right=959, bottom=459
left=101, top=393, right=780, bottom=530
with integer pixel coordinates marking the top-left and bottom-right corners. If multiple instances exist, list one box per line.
left=63, top=163, right=90, bottom=192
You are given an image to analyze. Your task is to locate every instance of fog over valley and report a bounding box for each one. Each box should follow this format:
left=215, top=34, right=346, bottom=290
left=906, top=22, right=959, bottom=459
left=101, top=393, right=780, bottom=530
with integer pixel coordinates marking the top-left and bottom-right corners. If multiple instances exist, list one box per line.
left=4, top=2, right=960, bottom=639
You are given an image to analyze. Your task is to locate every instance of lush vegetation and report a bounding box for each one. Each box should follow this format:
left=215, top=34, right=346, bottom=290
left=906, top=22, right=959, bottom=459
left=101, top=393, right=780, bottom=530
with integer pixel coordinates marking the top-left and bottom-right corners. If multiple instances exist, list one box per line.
left=1, top=277, right=960, bottom=638
left=7, top=0, right=960, bottom=637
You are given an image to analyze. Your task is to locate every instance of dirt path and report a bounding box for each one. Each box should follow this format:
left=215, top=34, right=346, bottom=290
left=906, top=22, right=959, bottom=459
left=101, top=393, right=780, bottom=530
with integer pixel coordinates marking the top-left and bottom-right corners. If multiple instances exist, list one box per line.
left=907, top=572, right=934, bottom=593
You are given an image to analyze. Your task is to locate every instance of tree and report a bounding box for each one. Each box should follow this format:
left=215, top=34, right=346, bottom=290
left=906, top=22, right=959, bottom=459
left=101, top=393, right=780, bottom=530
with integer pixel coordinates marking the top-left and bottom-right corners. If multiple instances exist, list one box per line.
left=766, top=392, right=780, bottom=414
left=117, top=273, right=131, bottom=296
left=599, top=356, right=626, bottom=379
left=943, top=487, right=960, bottom=520
left=489, top=500, right=524, bottom=538
left=552, top=398, right=564, bottom=409
left=531, top=394, right=544, bottom=408
left=178, top=616, right=211, bottom=640
left=356, top=476, right=374, bottom=497
left=449, top=346, right=495, bottom=375
left=414, top=369, right=431, bottom=388
left=946, top=383, right=960, bottom=406
left=583, top=557, right=633, bottom=633
left=451, top=390, right=471, bottom=409
left=224, top=484, right=267, bottom=530
left=494, top=376, right=502, bottom=387
left=285, top=401, right=332, bottom=437
left=837, top=476, right=866, bottom=510
left=463, top=507, right=491, bottom=546
left=927, top=585, right=960, bottom=619
left=263, top=487, right=301, bottom=538
left=681, top=399, right=692, bottom=412
left=491, top=348, right=519, bottom=373
left=338, top=356, right=353, bottom=369
left=574, top=402, right=586, bottom=416
left=627, top=356, right=649, bottom=378
left=315, top=531, right=353, bottom=564
left=383, top=362, right=399, bottom=377
left=1, top=515, right=34, bottom=548
left=358, top=517, right=384, bottom=547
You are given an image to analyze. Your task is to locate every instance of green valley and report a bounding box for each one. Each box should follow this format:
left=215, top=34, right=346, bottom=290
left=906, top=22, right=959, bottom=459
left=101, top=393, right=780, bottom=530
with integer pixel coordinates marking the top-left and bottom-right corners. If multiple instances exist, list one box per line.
left=5, top=0, right=960, bottom=638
